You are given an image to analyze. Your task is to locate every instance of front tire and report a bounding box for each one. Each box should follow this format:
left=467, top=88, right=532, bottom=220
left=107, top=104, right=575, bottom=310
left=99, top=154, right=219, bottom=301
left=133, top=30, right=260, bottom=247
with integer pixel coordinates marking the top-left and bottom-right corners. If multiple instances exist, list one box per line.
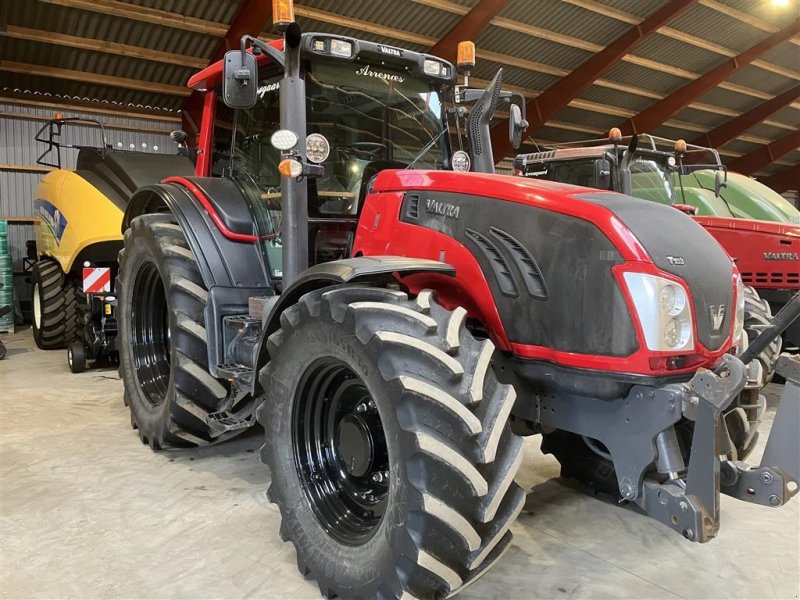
left=743, top=285, right=781, bottom=385
left=117, top=214, right=255, bottom=449
left=31, top=259, right=78, bottom=349
left=259, top=286, right=525, bottom=599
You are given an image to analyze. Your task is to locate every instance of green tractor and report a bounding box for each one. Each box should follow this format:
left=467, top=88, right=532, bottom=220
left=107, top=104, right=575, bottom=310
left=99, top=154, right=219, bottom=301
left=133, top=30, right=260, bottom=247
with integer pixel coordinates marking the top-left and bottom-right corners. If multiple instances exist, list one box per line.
left=676, top=169, right=800, bottom=223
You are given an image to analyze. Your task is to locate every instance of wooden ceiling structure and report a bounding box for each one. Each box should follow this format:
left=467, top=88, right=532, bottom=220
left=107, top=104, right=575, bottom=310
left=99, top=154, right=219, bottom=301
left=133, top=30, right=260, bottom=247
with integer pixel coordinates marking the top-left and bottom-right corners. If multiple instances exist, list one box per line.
left=1, top=0, right=798, bottom=190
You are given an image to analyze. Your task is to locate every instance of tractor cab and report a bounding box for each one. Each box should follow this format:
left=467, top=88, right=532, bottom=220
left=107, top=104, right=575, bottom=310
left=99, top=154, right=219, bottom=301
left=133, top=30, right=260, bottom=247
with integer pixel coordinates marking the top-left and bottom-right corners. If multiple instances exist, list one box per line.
left=187, top=30, right=526, bottom=282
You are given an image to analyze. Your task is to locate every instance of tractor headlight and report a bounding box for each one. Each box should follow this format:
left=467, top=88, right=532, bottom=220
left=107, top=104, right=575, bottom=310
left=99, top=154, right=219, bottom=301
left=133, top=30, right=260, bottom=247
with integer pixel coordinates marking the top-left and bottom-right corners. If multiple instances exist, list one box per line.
left=305, top=133, right=330, bottom=164
left=623, top=272, right=694, bottom=352
left=733, top=275, right=746, bottom=350
left=330, top=39, right=353, bottom=58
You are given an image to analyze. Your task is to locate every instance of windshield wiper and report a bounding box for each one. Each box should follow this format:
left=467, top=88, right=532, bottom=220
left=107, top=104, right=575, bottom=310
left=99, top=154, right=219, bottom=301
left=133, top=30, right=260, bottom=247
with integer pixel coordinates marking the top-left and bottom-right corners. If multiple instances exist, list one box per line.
left=406, top=127, right=448, bottom=170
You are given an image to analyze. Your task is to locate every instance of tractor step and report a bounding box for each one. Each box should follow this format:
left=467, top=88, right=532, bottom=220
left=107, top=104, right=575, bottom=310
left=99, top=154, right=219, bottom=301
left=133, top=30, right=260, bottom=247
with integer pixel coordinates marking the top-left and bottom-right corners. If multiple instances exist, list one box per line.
left=207, top=408, right=255, bottom=437
left=217, top=363, right=255, bottom=385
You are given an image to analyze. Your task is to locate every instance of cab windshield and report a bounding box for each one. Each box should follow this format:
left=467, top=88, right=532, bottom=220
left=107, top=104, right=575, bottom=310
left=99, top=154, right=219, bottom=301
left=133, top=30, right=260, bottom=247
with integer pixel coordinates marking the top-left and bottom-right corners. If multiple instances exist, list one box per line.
left=211, top=58, right=449, bottom=277
left=629, top=157, right=673, bottom=205
left=214, top=61, right=448, bottom=207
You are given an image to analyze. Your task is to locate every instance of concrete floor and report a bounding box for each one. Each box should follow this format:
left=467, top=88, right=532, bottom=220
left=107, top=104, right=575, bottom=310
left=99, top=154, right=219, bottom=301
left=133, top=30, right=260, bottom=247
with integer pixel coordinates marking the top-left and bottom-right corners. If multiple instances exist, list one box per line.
left=1, top=327, right=798, bottom=600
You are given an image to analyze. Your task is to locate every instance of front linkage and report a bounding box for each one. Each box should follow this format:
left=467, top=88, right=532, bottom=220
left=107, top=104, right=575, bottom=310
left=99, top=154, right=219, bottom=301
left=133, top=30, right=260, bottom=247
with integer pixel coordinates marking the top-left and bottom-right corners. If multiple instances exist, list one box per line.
left=538, top=352, right=799, bottom=543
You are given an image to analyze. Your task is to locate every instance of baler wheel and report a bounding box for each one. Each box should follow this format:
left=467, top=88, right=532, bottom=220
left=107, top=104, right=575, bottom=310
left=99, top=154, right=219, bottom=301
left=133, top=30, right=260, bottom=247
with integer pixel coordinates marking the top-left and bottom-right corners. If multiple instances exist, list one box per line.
left=117, top=214, right=255, bottom=449
left=259, top=286, right=525, bottom=599
left=31, top=259, right=78, bottom=349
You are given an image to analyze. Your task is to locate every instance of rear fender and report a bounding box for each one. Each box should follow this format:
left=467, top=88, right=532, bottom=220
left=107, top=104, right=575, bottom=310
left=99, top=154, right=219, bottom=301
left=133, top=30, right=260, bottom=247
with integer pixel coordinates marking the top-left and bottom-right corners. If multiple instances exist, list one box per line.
left=124, top=182, right=274, bottom=377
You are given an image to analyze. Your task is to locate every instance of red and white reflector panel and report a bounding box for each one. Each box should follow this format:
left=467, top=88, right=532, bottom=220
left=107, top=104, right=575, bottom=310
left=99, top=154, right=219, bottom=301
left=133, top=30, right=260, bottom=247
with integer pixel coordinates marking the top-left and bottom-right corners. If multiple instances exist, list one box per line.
left=83, top=267, right=111, bottom=293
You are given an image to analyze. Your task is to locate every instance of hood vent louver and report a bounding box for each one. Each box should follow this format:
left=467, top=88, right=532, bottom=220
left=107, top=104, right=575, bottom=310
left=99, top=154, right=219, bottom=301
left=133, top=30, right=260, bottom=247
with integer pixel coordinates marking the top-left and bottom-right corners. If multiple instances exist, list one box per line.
left=490, top=227, right=549, bottom=300
left=466, top=228, right=519, bottom=297
left=405, top=193, right=420, bottom=221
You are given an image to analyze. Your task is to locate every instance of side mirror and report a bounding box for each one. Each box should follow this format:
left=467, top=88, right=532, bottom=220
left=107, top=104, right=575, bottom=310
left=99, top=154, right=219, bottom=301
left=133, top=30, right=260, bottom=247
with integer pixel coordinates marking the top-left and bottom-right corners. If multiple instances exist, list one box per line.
left=222, top=50, right=258, bottom=110
left=714, top=169, right=727, bottom=197
left=508, top=104, right=528, bottom=150
left=594, top=158, right=611, bottom=189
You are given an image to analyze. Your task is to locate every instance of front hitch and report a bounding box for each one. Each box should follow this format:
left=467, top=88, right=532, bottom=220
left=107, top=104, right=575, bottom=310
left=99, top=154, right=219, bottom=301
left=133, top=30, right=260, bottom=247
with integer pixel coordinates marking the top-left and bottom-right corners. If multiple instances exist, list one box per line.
left=637, top=354, right=799, bottom=542
left=720, top=355, right=800, bottom=506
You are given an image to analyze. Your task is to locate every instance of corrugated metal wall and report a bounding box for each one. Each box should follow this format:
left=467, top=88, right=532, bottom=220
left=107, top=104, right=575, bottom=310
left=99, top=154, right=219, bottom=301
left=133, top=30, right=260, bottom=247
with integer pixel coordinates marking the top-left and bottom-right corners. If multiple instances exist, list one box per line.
left=0, top=103, right=179, bottom=269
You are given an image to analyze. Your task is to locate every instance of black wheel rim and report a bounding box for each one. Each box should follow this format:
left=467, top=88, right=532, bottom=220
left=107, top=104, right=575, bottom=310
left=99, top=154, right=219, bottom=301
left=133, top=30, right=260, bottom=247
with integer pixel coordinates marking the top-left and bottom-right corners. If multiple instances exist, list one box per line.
left=293, top=358, right=389, bottom=545
left=131, top=262, right=171, bottom=406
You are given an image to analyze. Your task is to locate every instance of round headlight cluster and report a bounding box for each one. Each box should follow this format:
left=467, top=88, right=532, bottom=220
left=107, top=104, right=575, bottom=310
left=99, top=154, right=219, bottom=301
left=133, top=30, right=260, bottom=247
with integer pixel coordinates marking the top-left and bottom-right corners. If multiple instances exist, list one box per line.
left=306, top=133, right=330, bottom=164
left=664, top=317, right=691, bottom=349
left=658, top=283, right=686, bottom=316
left=658, top=283, right=691, bottom=349
left=451, top=150, right=471, bottom=172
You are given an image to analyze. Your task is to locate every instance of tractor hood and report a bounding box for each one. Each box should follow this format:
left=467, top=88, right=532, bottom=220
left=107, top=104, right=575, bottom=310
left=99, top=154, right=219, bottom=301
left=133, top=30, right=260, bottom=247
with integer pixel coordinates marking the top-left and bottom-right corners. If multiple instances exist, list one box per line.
left=367, top=169, right=736, bottom=355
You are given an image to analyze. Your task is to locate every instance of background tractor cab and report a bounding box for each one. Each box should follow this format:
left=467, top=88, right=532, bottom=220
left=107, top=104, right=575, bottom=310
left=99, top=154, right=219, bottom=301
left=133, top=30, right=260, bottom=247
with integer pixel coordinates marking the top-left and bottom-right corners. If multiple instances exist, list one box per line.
left=512, top=130, right=730, bottom=212
left=680, top=169, right=800, bottom=223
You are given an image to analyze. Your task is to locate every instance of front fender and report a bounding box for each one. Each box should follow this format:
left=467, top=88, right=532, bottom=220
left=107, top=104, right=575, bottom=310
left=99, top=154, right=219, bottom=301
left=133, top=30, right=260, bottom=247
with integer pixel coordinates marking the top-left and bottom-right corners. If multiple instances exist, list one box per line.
left=252, top=256, right=455, bottom=393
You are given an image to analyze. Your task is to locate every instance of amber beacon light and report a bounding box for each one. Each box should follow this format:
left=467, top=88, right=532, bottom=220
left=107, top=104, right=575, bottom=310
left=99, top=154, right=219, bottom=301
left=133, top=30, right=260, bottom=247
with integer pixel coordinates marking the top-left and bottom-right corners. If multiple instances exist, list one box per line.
left=273, top=0, right=295, bottom=31
left=457, top=41, right=476, bottom=73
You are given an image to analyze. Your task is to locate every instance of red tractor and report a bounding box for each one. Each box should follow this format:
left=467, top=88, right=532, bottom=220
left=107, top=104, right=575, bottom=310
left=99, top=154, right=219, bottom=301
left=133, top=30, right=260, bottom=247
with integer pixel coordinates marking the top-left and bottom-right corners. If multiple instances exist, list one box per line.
left=115, top=6, right=799, bottom=598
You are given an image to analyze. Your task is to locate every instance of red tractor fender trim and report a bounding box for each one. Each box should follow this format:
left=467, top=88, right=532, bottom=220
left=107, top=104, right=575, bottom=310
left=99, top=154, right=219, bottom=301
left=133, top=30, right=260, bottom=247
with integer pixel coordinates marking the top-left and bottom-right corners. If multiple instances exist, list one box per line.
left=162, top=176, right=259, bottom=243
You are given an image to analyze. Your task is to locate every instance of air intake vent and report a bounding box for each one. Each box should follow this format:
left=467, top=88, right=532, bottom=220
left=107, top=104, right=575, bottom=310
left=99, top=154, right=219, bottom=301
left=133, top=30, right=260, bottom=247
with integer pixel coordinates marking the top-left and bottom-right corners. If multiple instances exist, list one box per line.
left=405, top=193, right=420, bottom=221
left=466, top=228, right=518, bottom=297
left=490, top=227, right=549, bottom=300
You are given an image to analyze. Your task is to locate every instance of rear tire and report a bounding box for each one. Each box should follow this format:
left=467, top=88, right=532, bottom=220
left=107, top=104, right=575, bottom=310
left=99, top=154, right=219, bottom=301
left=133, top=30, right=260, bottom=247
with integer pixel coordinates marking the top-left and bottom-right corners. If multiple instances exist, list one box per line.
left=31, top=259, right=78, bottom=349
left=259, top=286, right=525, bottom=599
left=743, top=285, right=780, bottom=386
left=67, top=342, right=86, bottom=373
left=117, top=214, right=255, bottom=449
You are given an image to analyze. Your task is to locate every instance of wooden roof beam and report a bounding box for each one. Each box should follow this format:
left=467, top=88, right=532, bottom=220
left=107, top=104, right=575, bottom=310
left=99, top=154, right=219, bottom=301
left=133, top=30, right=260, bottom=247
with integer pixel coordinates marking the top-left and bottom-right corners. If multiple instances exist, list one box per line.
left=0, top=25, right=207, bottom=69
left=758, top=165, right=800, bottom=194
left=691, top=84, right=800, bottom=149
left=0, top=94, right=180, bottom=122
left=37, top=0, right=228, bottom=36
left=428, top=0, right=507, bottom=62
left=491, top=0, right=696, bottom=159
left=619, top=19, right=800, bottom=136
left=0, top=61, right=189, bottom=96
left=698, top=0, right=800, bottom=47
left=411, top=0, right=799, bottom=106
left=726, top=129, right=800, bottom=175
